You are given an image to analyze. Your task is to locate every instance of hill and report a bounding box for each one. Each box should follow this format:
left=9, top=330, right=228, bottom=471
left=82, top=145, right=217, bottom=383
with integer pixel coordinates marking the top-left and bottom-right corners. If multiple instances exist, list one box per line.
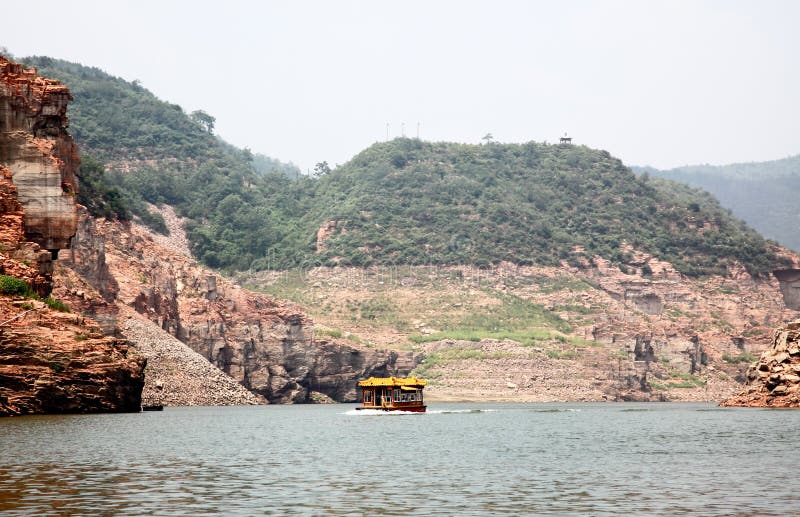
left=634, top=155, right=800, bottom=252
left=268, top=139, right=788, bottom=277
left=21, top=56, right=301, bottom=269
left=20, top=56, right=789, bottom=278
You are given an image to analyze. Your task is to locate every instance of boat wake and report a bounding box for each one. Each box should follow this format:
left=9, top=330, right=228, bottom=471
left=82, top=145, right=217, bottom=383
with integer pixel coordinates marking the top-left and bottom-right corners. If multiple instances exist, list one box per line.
left=428, top=409, right=496, bottom=414
left=343, top=408, right=496, bottom=416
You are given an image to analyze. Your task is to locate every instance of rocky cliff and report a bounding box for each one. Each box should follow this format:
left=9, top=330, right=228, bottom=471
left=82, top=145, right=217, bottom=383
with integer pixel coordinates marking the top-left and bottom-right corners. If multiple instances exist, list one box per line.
left=0, top=56, right=145, bottom=417
left=0, top=300, right=145, bottom=416
left=59, top=210, right=417, bottom=404
left=0, top=57, right=77, bottom=254
left=720, top=320, right=800, bottom=407
left=0, top=163, right=53, bottom=295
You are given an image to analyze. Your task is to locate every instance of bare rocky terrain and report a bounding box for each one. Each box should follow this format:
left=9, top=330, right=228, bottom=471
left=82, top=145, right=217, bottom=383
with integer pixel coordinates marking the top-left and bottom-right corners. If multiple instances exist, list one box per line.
left=119, top=307, right=262, bottom=406
left=55, top=212, right=417, bottom=406
left=241, top=254, right=800, bottom=402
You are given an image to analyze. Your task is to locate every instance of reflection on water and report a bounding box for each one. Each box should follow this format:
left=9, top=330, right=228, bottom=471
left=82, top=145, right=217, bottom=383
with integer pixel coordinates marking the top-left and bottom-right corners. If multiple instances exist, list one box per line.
left=2, top=403, right=800, bottom=515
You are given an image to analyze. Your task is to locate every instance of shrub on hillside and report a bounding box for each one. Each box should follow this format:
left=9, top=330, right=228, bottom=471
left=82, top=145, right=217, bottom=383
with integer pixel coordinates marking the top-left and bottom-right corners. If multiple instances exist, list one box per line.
left=0, top=275, right=30, bottom=296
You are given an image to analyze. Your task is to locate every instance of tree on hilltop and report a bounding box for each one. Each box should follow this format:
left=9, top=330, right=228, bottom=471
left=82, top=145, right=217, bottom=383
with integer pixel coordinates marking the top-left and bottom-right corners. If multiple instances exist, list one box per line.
left=190, top=110, right=215, bottom=134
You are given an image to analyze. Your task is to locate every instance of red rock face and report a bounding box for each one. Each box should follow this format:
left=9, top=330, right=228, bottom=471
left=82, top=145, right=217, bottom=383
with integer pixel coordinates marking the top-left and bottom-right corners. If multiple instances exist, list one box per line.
left=0, top=56, right=78, bottom=252
left=0, top=163, right=52, bottom=295
left=0, top=305, right=145, bottom=416
left=0, top=56, right=145, bottom=417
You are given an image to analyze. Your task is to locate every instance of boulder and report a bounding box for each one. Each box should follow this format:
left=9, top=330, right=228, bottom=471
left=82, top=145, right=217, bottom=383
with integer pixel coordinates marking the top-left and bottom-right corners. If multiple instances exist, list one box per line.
left=721, top=319, right=800, bottom=407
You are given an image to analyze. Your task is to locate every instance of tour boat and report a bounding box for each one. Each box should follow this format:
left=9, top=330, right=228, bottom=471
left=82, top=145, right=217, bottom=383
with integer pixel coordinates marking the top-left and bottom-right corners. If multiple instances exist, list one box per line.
left=356, top=376, right=427, bottom=412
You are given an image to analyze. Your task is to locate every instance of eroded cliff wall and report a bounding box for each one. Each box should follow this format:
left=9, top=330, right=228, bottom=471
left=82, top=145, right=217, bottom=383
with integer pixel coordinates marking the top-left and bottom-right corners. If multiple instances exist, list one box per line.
left=0, top=56, right=77, bottom=252
left=0, top=56, right=145, bottom=417
left=61, top=213, right=417, bottom=404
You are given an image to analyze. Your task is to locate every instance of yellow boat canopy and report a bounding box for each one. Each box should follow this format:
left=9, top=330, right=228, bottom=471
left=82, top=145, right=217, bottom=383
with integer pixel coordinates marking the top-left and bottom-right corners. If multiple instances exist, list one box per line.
left=357, top=376, right=427, bottom=388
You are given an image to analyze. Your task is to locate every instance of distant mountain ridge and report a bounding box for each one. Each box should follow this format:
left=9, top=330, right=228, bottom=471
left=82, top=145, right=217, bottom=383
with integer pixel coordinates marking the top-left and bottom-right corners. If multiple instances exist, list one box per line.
left=634, top=155, right=800, bottom=251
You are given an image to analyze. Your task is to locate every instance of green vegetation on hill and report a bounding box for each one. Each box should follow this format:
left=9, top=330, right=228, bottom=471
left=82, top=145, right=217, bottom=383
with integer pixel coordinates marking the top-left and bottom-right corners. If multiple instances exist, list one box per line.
left=635, top=155, right=800, bottom=252
left=22, top=56, right=789, bottom=277
left=24, top=56, right=219, bottom=161
left=76, top=155, right=131, bottom=222
left=264, top=139, right=785, bottom=277
left=23, top=56, right=298, bottom=267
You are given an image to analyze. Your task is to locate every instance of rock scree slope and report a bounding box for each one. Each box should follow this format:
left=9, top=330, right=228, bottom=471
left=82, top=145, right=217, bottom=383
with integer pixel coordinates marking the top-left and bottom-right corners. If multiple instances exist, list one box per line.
left=119, top=307, right=262, bottom=406
left=59, top=212, right=418, bottom=404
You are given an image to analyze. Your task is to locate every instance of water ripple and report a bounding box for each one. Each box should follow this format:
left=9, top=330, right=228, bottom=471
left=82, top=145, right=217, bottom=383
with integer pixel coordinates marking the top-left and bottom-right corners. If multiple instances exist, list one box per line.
left=2, top=403, right=800, bottom=515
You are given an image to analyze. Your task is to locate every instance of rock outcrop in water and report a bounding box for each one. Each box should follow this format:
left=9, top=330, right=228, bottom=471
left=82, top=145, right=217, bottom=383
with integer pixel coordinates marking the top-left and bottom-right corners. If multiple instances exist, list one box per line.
left=0, top=56, right=145, bottom=417
left=0, top=301, right=145, bottom=416
left=720, top=320, right=800, bottom=407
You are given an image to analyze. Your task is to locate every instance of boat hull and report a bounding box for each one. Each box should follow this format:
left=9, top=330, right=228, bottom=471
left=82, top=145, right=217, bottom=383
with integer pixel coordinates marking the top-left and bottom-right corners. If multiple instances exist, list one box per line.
left=355, top=405, right=427, bottom=413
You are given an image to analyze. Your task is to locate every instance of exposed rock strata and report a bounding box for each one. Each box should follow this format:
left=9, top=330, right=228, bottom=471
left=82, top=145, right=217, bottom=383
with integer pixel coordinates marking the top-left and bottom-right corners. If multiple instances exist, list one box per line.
left=0, top=164, right=53, bottom=296
left=720, top=320, right=800, bottom=407
left=0, top=300, right=145, bottom=416
left=61, top=214, right=418, bottom=404
left=243, top=253, right=798, bottom=402
left=0, top=57, right=77, bottom=252
left=0, top=56, right=144, bottom=417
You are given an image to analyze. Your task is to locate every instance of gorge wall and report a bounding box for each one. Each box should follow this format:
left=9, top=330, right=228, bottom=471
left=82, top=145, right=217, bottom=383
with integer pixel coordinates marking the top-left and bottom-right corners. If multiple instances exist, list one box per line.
left=239, top=248, right=799, bottom=403
left=61, top=213, right=418, bottom=404
left=0, top=57, right=77, bottom=254
left=0, top=56, right=145, bottom=416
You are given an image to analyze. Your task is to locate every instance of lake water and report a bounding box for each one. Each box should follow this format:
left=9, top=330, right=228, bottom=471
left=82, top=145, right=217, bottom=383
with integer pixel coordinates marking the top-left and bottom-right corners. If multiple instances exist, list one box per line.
left=1, top=403, right=799, bottom=516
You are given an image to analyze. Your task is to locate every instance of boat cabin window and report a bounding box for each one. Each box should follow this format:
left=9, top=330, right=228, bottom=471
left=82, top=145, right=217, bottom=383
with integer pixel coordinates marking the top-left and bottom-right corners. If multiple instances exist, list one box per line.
left=394, top=389, right=401, bottom=401
left=364, top=391, right=372, bottom=403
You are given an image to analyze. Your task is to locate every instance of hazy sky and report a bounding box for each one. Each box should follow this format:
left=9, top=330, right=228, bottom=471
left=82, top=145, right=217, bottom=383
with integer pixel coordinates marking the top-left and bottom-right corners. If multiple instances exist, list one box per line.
left=3, top=0, right=798, bottom=171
